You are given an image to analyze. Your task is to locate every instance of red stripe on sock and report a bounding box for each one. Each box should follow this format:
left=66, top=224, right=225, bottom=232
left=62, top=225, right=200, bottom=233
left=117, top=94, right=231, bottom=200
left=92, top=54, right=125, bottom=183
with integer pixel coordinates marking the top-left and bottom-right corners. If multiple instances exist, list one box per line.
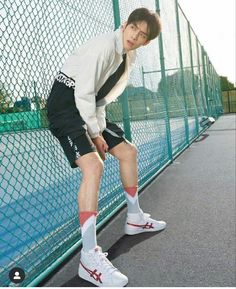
left=124, top=186, right=138, bottom=198
left=79, top=211, right=97, bottom=226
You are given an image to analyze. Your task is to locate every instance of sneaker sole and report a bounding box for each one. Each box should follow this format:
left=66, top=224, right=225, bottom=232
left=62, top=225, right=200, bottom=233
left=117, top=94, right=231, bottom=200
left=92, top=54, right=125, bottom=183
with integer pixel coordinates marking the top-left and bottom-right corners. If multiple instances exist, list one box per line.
left=125, top=224, right=167, bottom=235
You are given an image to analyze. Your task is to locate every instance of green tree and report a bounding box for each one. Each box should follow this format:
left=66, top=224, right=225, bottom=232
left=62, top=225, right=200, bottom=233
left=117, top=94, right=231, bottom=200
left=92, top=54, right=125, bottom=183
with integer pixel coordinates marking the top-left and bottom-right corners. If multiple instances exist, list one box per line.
left=220, top=76, right=235, bottom=91
left=0, top=85, right=12, bottom=114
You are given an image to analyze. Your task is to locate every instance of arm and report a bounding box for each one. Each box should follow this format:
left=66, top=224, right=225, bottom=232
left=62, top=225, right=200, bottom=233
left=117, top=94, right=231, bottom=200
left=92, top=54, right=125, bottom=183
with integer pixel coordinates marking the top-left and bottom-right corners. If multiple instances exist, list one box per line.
left=96, top=105, right=106, bottom=133
left=74, top=45, right=112, bottom=138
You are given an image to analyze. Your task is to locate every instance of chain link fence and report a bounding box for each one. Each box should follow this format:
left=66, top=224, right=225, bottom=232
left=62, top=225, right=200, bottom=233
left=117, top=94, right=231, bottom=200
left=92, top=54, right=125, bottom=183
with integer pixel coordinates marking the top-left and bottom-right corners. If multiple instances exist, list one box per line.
left=222, top=89, right=236, bottom=113
left=0, top=0, right=223, bottom=286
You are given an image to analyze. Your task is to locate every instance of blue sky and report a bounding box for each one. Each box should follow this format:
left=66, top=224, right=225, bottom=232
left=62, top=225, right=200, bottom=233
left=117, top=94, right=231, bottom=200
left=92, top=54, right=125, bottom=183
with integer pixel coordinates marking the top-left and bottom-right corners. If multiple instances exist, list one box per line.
left=178, top=0, right=236, bottom=85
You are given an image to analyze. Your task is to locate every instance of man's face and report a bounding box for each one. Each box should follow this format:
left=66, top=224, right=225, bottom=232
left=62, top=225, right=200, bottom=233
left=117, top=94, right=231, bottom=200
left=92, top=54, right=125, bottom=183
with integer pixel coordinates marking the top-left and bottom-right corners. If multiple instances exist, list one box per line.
left=122, top=21, right=150, bottom=51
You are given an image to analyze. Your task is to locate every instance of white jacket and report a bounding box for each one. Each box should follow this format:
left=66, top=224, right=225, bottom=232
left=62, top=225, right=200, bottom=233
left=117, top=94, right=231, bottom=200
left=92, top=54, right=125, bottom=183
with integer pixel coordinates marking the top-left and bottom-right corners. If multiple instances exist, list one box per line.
left=60, top=28, right=136, bottom=138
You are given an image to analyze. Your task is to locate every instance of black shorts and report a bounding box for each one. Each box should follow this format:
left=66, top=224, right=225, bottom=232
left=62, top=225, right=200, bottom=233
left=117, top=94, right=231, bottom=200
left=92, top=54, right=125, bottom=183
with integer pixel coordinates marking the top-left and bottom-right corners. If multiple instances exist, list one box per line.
left=47, top=73, right=126, bottom=168
left=57, top=120, right=125, bottom=168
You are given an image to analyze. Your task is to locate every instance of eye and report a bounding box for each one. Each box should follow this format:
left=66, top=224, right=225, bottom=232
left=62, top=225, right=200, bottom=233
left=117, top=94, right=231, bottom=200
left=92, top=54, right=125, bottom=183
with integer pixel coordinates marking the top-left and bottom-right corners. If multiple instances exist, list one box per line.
left=140, top=33, right=147, bottom=40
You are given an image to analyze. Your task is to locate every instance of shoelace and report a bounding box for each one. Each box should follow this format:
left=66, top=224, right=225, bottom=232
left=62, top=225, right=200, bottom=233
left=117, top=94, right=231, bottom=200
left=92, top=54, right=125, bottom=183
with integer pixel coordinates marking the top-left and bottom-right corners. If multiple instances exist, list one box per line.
left=95, top=248, right=118, bottom=274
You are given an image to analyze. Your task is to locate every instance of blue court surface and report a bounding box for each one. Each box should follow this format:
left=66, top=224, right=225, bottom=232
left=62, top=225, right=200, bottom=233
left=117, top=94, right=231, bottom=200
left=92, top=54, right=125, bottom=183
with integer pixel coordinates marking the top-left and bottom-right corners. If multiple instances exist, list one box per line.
left=0, top=117, right=196, bottom=268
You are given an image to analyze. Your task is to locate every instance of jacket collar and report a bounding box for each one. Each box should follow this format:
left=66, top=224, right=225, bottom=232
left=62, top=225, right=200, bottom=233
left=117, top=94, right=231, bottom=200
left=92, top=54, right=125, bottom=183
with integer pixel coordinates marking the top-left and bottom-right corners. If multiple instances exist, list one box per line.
left=114, top=28, right=125, bottom=55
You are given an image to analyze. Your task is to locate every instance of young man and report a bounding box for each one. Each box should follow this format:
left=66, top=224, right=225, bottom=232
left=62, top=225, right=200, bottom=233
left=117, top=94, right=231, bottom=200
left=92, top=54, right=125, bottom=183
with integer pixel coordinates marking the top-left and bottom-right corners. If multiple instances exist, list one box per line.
left=47, top=7, right=166, bottom=287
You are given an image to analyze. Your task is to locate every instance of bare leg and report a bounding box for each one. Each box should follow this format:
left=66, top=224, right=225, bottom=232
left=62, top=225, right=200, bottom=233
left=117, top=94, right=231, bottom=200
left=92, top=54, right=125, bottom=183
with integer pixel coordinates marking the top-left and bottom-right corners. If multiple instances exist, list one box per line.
left=109, top=141, right=138, bottom=187
left=76, top=152, right=129, bottom=287
left=109, top=141, right=141, bottom=214
left=109, top=141, right=167, bottom=235
left=75, top=152, right=103, bottom=252
left=75, top=152, right=103, bottom=211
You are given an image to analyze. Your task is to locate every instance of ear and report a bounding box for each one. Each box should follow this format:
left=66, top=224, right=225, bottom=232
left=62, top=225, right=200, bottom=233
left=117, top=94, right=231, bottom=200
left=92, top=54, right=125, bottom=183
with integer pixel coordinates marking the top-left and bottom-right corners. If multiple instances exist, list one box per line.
left=142, top=40, right=150, bottom=46
left=121, top=21, right=127, bottom=31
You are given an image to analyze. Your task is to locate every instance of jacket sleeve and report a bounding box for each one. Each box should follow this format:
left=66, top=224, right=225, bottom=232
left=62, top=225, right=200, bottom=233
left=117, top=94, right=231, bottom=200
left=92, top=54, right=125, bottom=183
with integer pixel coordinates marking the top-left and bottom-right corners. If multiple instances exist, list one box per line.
left=96, top=105, right=106, bottom=133
left=74, top=46, right=112, bottom=138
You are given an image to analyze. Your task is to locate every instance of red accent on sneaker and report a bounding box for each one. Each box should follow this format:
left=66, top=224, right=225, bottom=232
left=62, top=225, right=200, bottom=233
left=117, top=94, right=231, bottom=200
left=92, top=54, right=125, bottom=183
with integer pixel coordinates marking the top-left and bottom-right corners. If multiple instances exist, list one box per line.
left=127, top=222, right=154, bottom=229
left=124, top=186, right=138, bottom=198
left=80, top=261, right=102, bottom=283
left=79, top=211, right=97, bottom=226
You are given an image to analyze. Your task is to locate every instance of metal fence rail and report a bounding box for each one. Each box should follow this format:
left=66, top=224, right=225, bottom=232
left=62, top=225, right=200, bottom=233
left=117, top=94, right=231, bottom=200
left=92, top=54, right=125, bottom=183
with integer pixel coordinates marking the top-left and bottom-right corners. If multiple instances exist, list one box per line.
left=0, top=0, right=223, bottom=286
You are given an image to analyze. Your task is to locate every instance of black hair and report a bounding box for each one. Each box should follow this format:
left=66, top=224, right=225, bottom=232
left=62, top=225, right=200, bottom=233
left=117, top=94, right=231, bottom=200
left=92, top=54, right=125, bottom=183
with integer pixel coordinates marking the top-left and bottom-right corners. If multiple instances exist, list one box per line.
left=127, top=8, right=162, bottom=40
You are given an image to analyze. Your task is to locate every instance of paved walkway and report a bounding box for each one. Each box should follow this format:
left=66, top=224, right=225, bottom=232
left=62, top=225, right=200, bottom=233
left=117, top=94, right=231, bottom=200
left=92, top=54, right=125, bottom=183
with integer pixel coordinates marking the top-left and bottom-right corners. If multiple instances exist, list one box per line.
left=42, top=114, right=235, bottom=287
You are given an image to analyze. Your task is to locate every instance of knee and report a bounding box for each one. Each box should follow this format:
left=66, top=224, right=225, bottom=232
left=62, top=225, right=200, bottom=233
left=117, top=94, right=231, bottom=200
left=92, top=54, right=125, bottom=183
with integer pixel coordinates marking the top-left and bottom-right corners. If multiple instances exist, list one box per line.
left=129, top=143, right=138, bottom=157
left=123, top=143, right=137, bottom=160
left=88, top=158, right=104, bottom=176
left=78, top=154, right=104, bottom=178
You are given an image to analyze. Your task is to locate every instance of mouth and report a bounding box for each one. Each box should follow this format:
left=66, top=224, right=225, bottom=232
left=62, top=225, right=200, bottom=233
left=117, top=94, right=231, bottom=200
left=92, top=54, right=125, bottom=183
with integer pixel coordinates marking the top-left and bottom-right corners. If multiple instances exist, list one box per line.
left=127, top=40, right=134, bottom=47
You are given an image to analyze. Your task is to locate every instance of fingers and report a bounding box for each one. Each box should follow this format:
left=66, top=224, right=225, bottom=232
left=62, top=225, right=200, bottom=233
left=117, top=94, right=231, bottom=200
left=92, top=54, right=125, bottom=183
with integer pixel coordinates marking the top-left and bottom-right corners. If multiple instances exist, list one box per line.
left=97, top=147, right=106, bottom=160
left=99, top=151, right=106, bottom=161
left=99, top=145, right=109, bottom=160
left=103, top=143, right=109, bottom=152
left=92, top=136, right=108, bottom=160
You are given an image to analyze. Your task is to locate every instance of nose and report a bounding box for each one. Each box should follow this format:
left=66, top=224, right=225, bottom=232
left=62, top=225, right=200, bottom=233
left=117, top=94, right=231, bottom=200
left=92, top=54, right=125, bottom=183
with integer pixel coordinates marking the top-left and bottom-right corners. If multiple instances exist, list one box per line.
left=132, top=31, right=139, bottom=40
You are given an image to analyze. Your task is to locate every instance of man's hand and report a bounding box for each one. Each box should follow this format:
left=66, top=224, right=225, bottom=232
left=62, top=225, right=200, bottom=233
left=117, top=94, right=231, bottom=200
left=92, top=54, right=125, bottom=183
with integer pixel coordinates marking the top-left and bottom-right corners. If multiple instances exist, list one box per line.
left=92, top=135, right=109, bottom=160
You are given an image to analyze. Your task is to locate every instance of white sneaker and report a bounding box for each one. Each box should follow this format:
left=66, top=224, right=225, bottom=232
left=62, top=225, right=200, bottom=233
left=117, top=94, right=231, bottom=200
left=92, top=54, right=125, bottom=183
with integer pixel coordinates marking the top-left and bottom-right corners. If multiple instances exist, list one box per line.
left=78, top=246, right=128, bottom=287
left=125, top=210, right=166, bottom=235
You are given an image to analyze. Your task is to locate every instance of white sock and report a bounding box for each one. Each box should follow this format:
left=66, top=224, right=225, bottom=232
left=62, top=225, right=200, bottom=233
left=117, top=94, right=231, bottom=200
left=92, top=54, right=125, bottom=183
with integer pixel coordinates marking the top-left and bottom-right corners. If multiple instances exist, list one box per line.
left=124, top=186, right=142, bottom=214
left=79, top=211, right=97, bottom=252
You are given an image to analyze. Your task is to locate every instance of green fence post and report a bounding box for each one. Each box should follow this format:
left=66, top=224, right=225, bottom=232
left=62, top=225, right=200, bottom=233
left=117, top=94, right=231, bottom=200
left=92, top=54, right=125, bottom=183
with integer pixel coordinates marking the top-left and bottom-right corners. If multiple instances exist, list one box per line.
left=187, top=21, right=199, bottom=136
left=141, top=66, right=145, bottom=88
left=33, top=80, right=41, bottom=128
left=208, top=61, right=215, bottom=117
left=196, top=37, right=208, bottom=116
left=141, top=66, right=148, bottom=120
left=201, top=46, right=211, bottom=116
left=175, top=0, right=190, bottom=146
left=112, top=0, right=132, bottom=141
left=214, top=71, right=219, bottom=116
left=155, top=0, right=173, bottom=161
left=212, top=65, right=218, bottom=118
left=211, top=66, right=218, bottom=118
left=218, top=74, right=223, bottom=115
left=216, top=75, right=221, bottom=116
left=112, top=0, right=120, bottom=29
left=195, top=37, right=206, bottom=116
left=121, top=91, right=132, bottom=141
